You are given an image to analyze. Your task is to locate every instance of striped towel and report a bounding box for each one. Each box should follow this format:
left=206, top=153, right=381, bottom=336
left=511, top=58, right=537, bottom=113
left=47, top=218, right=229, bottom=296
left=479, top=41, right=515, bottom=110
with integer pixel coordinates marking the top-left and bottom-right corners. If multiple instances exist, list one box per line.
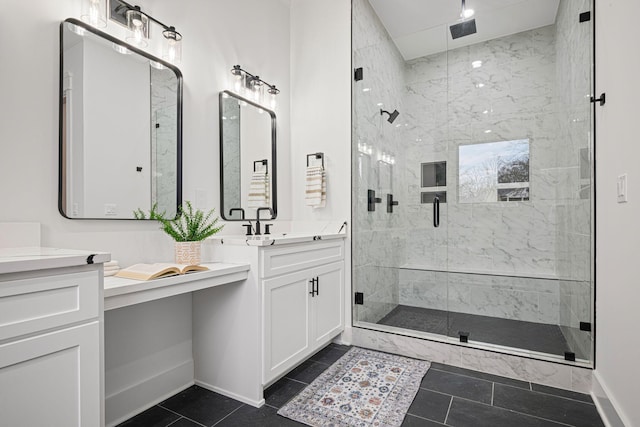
left=248, top=169, right=270, bottom=208
left=305, top=165, right=326, bottom=208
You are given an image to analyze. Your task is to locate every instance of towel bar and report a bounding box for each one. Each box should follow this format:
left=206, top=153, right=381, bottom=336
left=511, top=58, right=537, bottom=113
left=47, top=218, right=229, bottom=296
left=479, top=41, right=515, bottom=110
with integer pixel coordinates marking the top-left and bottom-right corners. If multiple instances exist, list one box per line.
left=253, top=159, right=268, bottom=172
left=306, top=152, right=324, bottom=168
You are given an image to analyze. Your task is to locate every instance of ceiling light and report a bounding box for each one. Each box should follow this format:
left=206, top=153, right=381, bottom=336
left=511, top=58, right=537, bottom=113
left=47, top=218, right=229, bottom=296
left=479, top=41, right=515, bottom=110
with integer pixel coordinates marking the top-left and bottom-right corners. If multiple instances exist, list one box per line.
left=475, top=83, right=485, bottom=88
left=484, top=129, right=492, bottom=133
left=460, top=0, right=474, bottom=20
left=362, top=88, right=371, bottom=92
left=472, top=60, right=482, bottom=68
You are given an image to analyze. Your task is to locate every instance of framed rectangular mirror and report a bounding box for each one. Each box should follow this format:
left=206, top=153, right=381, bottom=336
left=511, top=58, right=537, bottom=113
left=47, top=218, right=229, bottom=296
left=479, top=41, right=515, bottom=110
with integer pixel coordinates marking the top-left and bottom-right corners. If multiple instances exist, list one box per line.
left=219, top=90, right=277, bottom=221
left=59, top=18, right=182, bottom=220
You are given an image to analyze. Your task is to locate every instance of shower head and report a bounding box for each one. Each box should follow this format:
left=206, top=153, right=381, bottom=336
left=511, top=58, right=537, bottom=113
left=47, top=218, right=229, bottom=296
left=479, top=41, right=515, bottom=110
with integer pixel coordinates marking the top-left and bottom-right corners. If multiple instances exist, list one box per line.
left=450, top=19, right=477, bottom=39
left=380, top=109, right=400, bottom=124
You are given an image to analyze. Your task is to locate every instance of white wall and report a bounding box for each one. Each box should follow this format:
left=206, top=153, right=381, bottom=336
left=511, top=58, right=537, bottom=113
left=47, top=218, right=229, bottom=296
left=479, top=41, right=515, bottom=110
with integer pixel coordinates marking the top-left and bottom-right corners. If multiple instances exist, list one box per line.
left=290, top=0, right=351, bottom=224
left=0, top=0, right=291, bottom=267
left=289, top=0, right=352, bottom=341
left=594, top=0, right=640, bottom=425
left=0, top=1, right=290, bottom=424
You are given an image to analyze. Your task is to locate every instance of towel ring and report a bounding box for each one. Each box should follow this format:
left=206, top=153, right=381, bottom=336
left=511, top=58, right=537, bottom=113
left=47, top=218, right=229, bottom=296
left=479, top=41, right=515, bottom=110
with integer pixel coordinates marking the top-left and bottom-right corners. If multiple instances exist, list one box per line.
left=306, top=152, right=324, bottom=168
left=253, top=159, right=268, bottom=172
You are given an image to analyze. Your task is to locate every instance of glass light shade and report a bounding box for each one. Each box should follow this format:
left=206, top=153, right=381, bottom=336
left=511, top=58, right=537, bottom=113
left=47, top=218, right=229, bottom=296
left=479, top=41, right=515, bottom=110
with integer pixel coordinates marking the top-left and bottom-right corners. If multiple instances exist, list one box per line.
left=81, top=0, right=107, bottom=28
left=268, top=87, right=278, bottom=110
left=162, top=27, right=182, bottom=64
left=252, top=78, right=263, bottom=103
left=126, top=8, right=149, bottom=47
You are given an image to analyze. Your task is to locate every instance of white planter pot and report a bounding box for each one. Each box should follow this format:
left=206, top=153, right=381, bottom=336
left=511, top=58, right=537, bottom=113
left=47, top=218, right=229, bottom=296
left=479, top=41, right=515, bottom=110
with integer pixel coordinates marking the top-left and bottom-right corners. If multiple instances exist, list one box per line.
left=174, top=241, right=202, bottom=265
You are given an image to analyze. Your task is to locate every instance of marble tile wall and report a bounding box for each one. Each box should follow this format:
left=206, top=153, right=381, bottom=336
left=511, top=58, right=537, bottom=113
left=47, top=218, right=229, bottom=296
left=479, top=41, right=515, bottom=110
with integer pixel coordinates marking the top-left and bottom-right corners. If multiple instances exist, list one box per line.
left=399, top=269, right=561, bottom=325
left=151, top=67, right=179, bottom=216
left=352, top=0, right=407, bottom=323
left=352, top=0, right=593, bottom=353
left=403, top=25, right=561, bottom=278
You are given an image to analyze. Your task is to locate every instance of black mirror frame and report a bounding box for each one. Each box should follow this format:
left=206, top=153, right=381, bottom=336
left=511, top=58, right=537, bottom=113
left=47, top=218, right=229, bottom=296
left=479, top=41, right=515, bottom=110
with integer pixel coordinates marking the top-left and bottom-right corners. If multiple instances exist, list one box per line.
left=58, top=18, right=183, bottom=220
left=219, top=90, right=277, bottom=221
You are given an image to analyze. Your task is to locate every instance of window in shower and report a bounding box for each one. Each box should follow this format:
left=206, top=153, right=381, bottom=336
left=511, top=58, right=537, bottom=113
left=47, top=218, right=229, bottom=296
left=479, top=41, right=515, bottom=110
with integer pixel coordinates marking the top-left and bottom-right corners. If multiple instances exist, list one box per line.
left=458, top=139, right=530, bottom=203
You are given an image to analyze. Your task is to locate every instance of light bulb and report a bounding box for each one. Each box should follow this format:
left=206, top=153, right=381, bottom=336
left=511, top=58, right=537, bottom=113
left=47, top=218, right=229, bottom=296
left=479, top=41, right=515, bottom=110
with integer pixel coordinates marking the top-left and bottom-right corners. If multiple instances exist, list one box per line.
left=462, top=8, right=474, bottom=19
left=81, top=0, right=106, bottom=28
left=268, top=86, right=278, bottom=110
left=126, top=8, right=148, bottom=48
left=162, top=27, right=182, bottom=64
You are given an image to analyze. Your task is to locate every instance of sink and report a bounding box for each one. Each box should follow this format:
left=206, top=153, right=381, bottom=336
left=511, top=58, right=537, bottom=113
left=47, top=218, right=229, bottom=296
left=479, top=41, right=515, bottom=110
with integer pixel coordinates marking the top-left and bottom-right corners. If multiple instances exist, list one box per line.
left=211, top=232, right=345, bottom=246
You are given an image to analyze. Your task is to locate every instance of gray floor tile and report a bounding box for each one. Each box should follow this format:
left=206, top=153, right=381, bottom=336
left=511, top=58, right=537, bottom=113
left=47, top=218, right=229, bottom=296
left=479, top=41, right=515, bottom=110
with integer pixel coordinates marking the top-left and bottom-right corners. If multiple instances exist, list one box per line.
left=167, top=418, right=203, bottom=427
left=378, top=305, right=573, bottom=357
left=215, top=404, right=301, bottom=426
left=446, top=397, right=566, bottom=427
left=308, top=343, right=350, bottom=365
left=429, top=362, right=530, bottom=390
left=264, top=377, right=307, bottom=409
left=493, top=384, right=605, bottom=427
left=159, top=386, right=243, bottom=427
left=401, top=414, right=446, bottom=426
left=406, top=389, right=452, bottom=423
left=117, top=405, right=180, bottom=427
left=531, top=383, right=594, bottom=403
left=421, top=369, right=493, bottom=404
left=285, top=359, right=329, bottom=384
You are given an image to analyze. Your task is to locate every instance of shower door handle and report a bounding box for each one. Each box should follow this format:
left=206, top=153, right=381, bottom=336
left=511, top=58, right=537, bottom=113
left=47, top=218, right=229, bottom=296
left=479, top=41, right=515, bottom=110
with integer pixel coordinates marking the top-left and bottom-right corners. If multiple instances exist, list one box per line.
left=433, top=196, right=440, bottom=228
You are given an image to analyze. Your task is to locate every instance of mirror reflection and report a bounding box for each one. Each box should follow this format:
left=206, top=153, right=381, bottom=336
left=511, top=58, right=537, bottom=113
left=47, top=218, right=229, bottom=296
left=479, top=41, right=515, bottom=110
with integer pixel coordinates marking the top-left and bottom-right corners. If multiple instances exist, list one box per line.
left=59, top=18, right=182, bottom=219
left=220, top=90, right=277, bottom=221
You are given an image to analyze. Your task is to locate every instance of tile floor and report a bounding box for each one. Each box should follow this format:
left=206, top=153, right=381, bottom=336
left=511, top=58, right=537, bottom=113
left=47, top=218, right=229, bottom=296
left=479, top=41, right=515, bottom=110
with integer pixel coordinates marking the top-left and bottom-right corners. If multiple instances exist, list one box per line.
left=118, top=344, right=603, bottom=427
left=378, top=305, right=589, bottom=359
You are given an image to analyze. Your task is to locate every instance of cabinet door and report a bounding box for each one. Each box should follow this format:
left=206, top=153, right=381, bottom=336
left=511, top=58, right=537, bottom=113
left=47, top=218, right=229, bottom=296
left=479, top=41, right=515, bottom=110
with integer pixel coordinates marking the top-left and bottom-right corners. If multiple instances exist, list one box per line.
left=263, top=270, right=312, bottom=384
left=0, top=321, right=101, bottom=427
left=311, top=261, right=345, bottom=347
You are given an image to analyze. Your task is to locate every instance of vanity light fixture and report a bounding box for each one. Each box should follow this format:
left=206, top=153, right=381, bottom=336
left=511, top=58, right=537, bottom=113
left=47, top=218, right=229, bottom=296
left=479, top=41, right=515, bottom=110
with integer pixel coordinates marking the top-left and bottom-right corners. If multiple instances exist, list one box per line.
left=81, top=0, right=107, bottom=28
left=126, top=6, right=149, bottom=47
left=108, top=0, right=183, bottom=63
left=230, top=65, right=280, bottom=110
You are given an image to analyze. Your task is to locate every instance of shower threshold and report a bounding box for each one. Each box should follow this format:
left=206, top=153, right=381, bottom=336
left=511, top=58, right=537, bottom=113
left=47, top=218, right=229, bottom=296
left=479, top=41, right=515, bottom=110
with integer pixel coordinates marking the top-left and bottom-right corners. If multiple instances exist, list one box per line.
left=376, top=305, right=587, bottom=360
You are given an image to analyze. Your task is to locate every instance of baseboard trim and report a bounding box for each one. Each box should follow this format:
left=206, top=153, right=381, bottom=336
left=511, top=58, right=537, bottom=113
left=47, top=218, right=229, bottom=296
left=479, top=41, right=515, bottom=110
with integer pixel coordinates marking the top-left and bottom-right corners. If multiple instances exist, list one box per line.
left=195, top=379, right=265, bottom=408
left=106, top=360, right=194, bottom=427
left=591, top=371, right=628, bottom=427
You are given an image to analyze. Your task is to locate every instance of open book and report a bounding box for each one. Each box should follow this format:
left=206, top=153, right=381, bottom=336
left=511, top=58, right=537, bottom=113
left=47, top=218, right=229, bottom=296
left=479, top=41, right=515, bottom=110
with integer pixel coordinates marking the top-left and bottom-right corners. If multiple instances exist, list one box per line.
left=114, top=263, right=209, bottom=281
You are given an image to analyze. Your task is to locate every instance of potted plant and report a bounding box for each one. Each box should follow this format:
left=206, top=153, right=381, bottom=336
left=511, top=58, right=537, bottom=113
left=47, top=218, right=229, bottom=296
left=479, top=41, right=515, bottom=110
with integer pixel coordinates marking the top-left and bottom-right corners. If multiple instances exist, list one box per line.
left=135, top=201, right=224, bottom=264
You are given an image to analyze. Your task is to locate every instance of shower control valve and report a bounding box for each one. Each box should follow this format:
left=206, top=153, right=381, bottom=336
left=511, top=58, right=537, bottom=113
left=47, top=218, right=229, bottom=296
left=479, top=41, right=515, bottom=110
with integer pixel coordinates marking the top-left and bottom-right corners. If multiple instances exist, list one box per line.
left=368, top=189, right=382, bottom=212
left=387, top=194, right=399, bottom=213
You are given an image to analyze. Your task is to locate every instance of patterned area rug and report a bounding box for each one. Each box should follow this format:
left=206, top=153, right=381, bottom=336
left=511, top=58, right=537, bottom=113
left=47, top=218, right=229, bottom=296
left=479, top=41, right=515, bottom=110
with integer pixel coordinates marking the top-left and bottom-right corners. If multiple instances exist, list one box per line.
left=278, top=347, right=430, bottom=426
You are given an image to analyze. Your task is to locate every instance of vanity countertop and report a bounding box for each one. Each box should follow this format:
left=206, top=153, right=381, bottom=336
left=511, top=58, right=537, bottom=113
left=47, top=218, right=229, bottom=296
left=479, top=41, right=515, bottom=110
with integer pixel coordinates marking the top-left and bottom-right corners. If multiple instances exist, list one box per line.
left=104, top=262, right=250, bottom=310
left=0, top=247, right=111, bottom=275
left=213, top=232, right=347, bottom=247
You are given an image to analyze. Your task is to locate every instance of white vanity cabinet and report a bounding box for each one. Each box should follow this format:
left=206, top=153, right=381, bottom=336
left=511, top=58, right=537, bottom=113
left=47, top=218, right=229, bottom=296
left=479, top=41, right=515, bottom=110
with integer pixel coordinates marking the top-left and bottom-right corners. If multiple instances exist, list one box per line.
left=262, top=241, right=344, bottom=384
left=195, top=236, right=345, bottom=407
left=0, top=249, right=108, bottom=427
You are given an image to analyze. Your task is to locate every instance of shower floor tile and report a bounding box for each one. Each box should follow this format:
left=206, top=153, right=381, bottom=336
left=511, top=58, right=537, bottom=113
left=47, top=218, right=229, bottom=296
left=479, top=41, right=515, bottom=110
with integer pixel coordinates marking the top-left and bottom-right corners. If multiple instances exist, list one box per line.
left=378, top=305, right=583, bottom=358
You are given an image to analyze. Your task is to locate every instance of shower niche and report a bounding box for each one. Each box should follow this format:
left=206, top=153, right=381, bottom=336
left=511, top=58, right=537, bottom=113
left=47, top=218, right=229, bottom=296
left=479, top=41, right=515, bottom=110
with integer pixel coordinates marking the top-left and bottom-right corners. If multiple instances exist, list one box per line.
left=352, top=0, right=595, bottom=367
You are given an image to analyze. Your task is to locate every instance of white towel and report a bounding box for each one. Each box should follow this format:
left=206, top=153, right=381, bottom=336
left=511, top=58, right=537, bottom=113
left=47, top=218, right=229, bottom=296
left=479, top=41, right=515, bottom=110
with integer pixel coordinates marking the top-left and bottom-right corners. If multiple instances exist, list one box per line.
left=104, top=270, right=119, bottom=277
left=104, top=260, right=119, bottom=268
left=104, top=265, right=120, bottom=272
left=247, top=169, right=270, bottom=208
left=305, top=165, right=326, bottom=208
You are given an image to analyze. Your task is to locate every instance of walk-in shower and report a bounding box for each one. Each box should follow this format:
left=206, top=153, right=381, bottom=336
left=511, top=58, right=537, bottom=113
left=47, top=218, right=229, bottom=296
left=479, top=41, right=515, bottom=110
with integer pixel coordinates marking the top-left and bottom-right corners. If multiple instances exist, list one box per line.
left=352, top=0, right=595, bottom=366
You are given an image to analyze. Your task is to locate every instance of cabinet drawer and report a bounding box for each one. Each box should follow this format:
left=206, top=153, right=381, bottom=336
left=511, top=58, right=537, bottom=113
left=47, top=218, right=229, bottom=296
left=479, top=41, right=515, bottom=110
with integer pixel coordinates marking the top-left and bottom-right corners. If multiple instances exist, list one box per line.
left=0, top=271, right=99, bottom=342
left=260, top=240, right=344, bottom=278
